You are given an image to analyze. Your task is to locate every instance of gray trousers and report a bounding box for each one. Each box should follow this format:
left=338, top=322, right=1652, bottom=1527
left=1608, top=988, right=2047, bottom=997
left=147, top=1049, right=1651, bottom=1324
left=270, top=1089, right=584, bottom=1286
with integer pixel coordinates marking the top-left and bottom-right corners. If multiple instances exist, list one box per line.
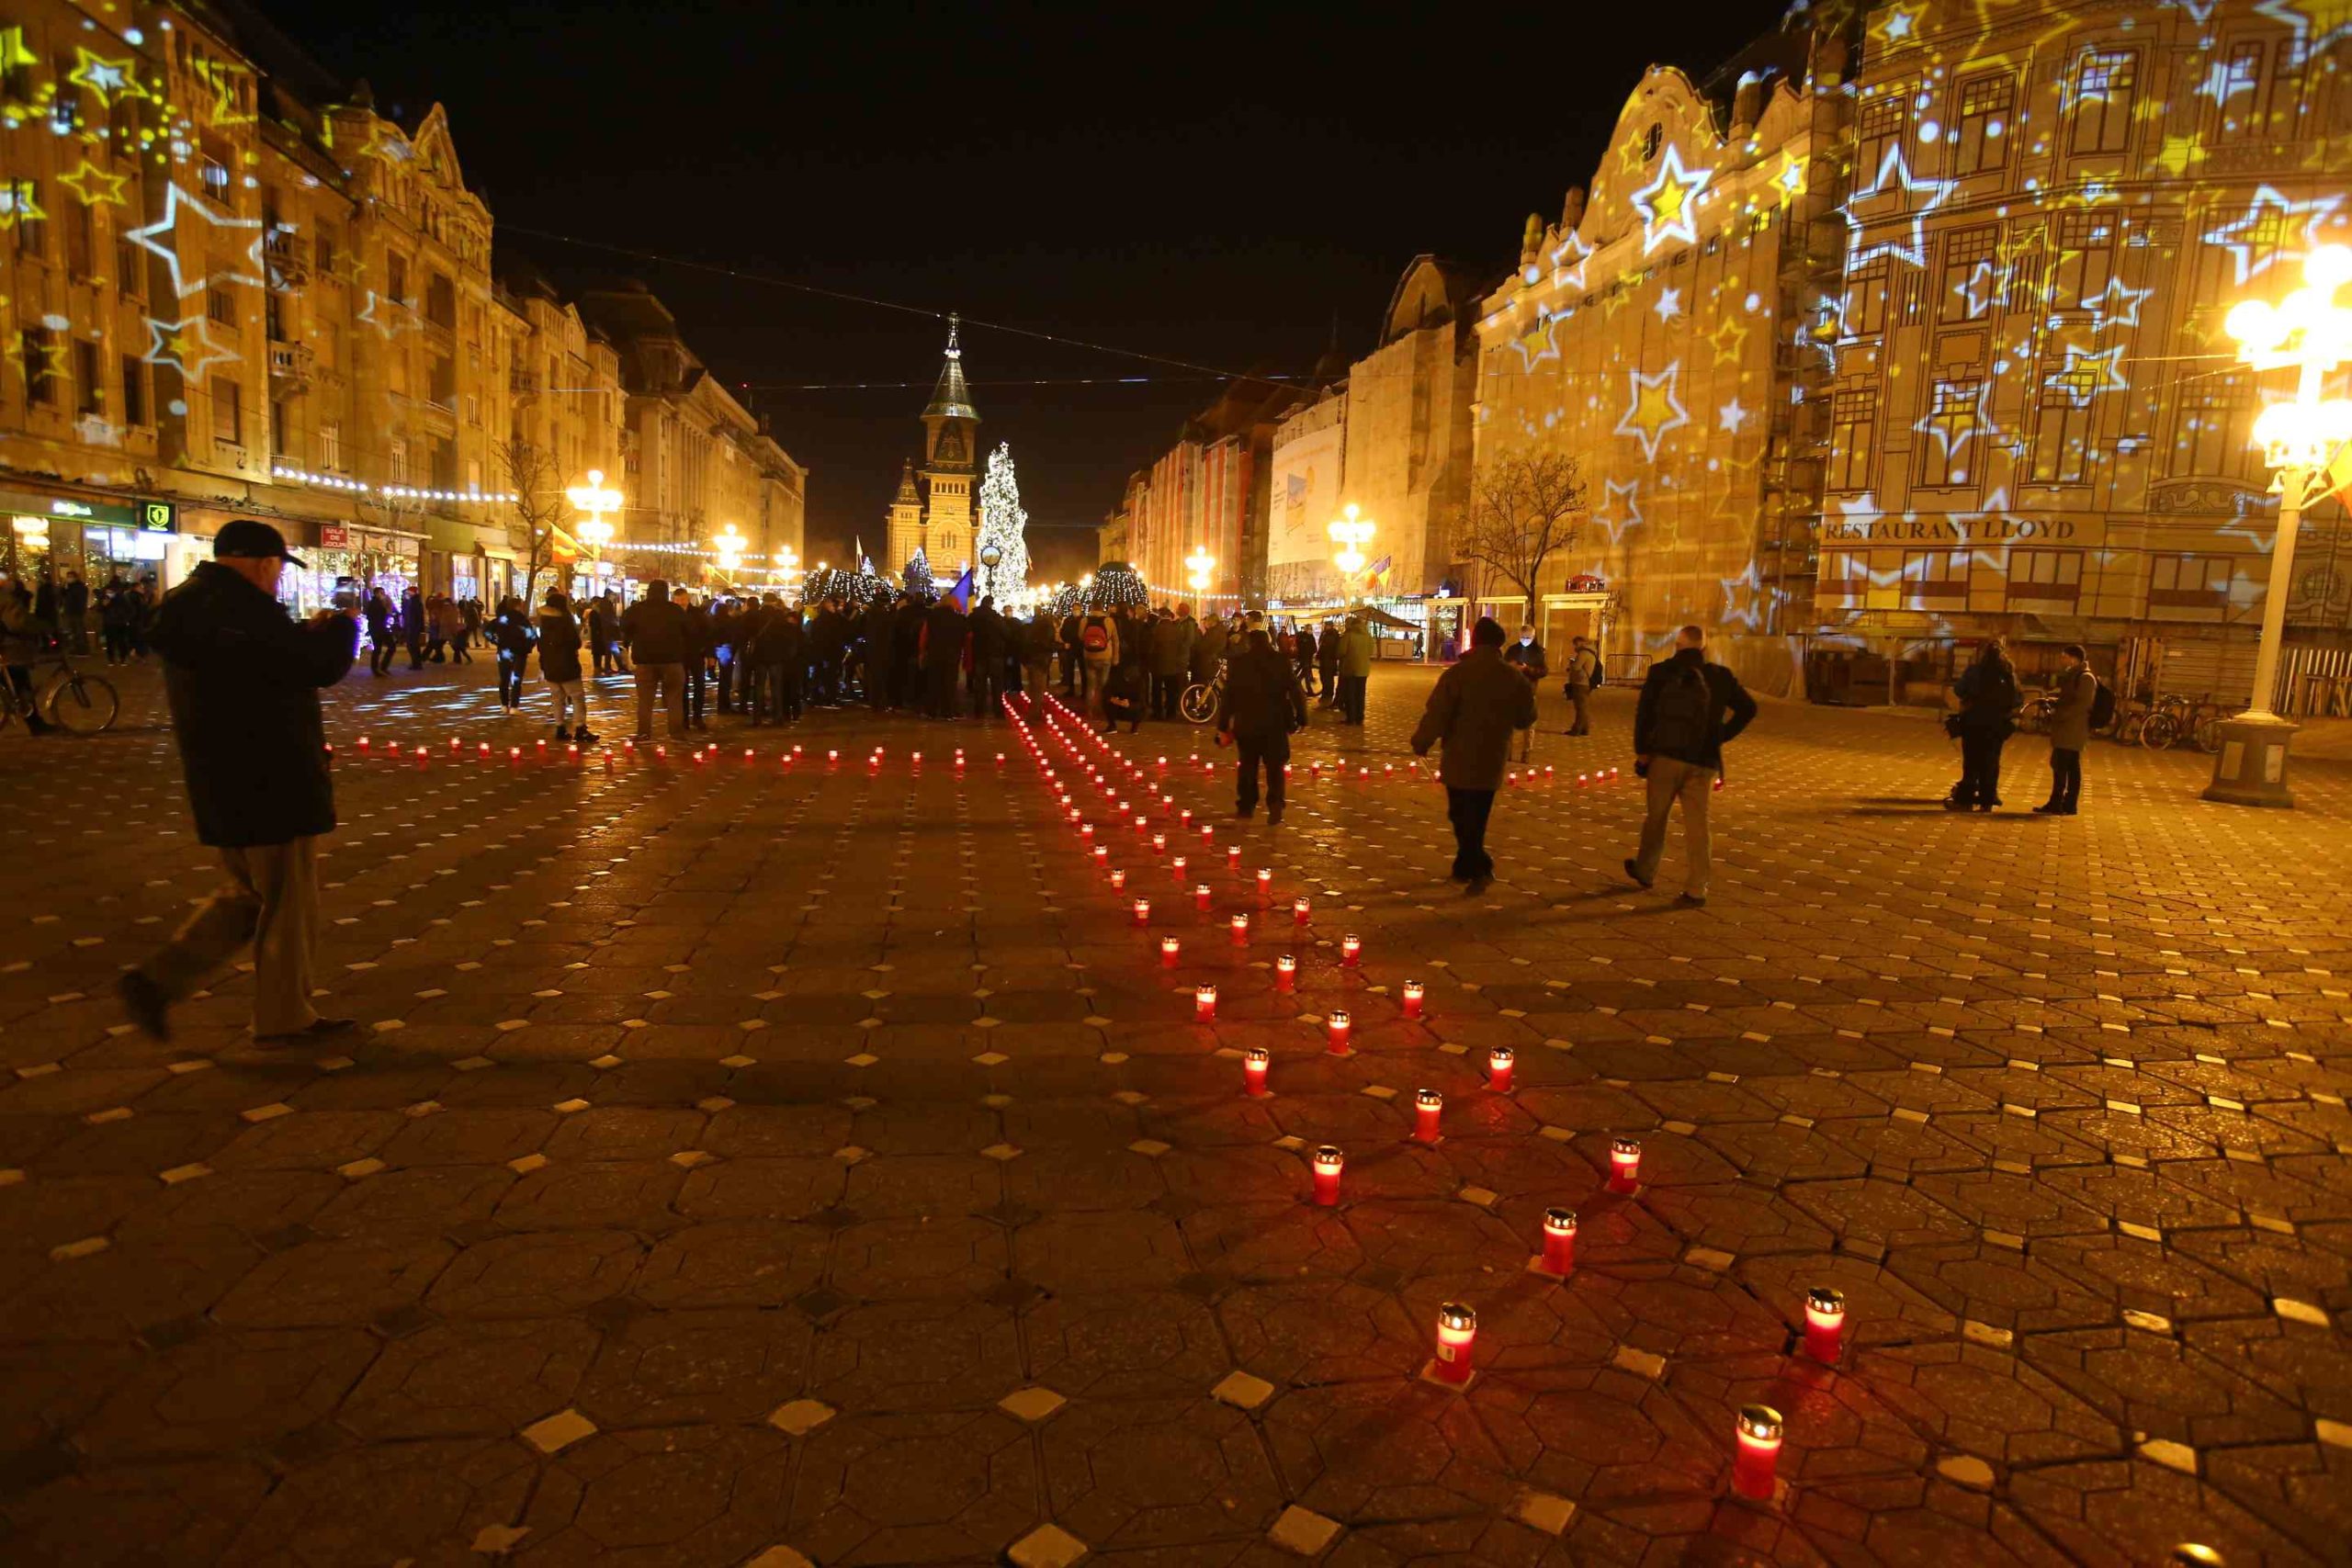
left=1633, top=755, right=1714, bottom=897
left=633, top=662, right=685, bottom=739
left=140, top=838, right=322, bottom=1036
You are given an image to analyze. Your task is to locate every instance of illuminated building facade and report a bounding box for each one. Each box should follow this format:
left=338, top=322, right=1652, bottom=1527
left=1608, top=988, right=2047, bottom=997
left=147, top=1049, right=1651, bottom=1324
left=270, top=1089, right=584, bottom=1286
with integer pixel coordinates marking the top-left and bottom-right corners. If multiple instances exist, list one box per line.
left=1815, top=0, right=2352, bottom=696
left=1121, top=378, right=1302, bottom=603
left=885, top=321, right=978, bottom=580
left=1343, top=256, right=1481, bottom=598
left=1470, top=20, right=1848, bottom=654
left=0, top=0, right=798, bottom=607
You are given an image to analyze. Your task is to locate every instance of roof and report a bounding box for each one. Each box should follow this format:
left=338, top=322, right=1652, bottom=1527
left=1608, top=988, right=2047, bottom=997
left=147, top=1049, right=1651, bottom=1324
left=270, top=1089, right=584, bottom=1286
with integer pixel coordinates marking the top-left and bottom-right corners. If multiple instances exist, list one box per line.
left=922, top=314, right=979, bottom=423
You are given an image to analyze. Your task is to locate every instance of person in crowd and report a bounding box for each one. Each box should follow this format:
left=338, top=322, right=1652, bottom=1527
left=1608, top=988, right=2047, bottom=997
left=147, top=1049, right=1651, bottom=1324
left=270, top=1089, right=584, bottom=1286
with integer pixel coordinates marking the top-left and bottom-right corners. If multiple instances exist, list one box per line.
left=99, top=573, right=137, bottom=664
left=459, top=595, right=483, bottom=651
left=890, top=593, right=924, bottom=708
left=488, top=594, right=535, bottom=711
left=117, top=520, right=359, bottom=1043
left=1317, top=618, right=1342, bottom=708
left=537, top=588, right=594, bottom=743
left=1149, top=604, right=1197, bottom=720
left=128, top=577, right=157, bottom=658
left=33, top=570, right=58, bottom=651
left=922, top=592, right=967, bottom=718
left=2037, top=644, right=2097, bottom=817
left=1021, top=605, right=1057, bottom=704
left=2, top=571, right=52, bottom=732
left=1058, top=607, right=1083, bottom=696
left=622, top=579, right=689, bottom=741
left=969, top=594, right=1008, bottom=717
left=673, top=587, right=712, bottom=731
left=1216, top=627, right=1307, bottom=824
left=1624, top=624, right=1758, bottom=908
left=1945, top=637, right=2020, bottom=812
left=1192, top=608, right=1229, bottom=693
left=1337, top=615, right=1375, bottom=726
left=363, top=587, right=395, bottom=676
left=1504, top=622, right=1546, bottom=761
left=1410, top=616, right=1537, bottom=896
left=808, top=597, right=846, bottom=706
left=750, top=594, right=803, bottom=724
left=728, top=595, right=764, bottom=716
left=60, top=570, right=88, bottom=655
left=1563, top=635, right=1600, bottom=736
left=402, top=584, right=427, bottom=670
left=709, top=598, right=740, bottom=714
left=586, top=593, right=616, bottom=677
left=1078, top=606, right=1117, bottom=718
left=1293, top=619, right=1318, bottom=699
left=1101, top=656, right=1144, bottom=734
left=1115, top=604, right=1148, bottom=702
left=863, top=594, right=898, bottom=711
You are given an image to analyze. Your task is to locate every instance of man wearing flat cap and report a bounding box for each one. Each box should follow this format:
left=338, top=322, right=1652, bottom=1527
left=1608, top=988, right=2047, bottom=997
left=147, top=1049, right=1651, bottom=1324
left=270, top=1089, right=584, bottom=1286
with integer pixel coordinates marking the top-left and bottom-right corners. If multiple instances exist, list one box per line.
left=119, top=520, right=360, bottom=1043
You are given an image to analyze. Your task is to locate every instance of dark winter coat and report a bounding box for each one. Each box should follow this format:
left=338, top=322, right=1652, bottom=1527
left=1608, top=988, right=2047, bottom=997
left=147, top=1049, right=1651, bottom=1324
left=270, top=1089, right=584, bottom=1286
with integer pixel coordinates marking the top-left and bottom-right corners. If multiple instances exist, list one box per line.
left=1215, top=640, right=1308, bottom=739
left=1952, top=656, right=2020, bottom=739
left=969, top=605, right=1008, bottom=662
left=489, top=611, right=535, bottom=658
left=147, top=561, right=358, bottom=848
left=1193, top=620, right=1229, bottom=679
left=1149, top=615, right=1197, bottom=677
left=620, top=596, right=689, bottom=664
left=923, top=604, right=967, bottom=668
left=537, top=611, right=583, bottom=682
left=752, top=610, right=804, bottom=668
left=1633, top=647, right=1757, bottom=773
left=1409, top=645, right=1539, bottom=790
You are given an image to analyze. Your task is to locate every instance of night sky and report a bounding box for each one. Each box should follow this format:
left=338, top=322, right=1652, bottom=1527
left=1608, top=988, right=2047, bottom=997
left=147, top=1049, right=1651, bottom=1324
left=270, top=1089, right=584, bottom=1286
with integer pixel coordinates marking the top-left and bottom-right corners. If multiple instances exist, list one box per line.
left=257, top=0, right=1788, bottom=577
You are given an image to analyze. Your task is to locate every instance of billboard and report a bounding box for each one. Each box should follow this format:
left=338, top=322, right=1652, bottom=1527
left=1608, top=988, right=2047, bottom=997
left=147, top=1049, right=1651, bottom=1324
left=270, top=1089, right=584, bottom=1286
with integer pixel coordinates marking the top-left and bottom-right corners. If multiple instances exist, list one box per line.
left=1268, top=423, right=1344, bottom=568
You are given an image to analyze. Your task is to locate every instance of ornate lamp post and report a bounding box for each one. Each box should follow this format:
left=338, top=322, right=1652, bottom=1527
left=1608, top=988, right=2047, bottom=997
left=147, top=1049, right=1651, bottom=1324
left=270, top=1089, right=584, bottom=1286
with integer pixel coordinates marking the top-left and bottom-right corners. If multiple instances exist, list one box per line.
left=713, top=523, right=747, bottom=585
left=1329, top=503, right=1374, bottom=604
left=980, top=541, right=1003, bottom=600
left=2204, top=244, right=2352, bottom=809
left=565, top=468, right=623, bottom=592
left=1185, top=545, right=1216, bottom=599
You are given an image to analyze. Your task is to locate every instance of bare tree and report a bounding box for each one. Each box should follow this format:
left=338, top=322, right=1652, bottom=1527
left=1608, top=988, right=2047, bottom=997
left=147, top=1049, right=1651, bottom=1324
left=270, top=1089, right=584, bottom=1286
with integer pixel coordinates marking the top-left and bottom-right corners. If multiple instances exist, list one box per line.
left=1456, top=449, right=1588, bottom=604
left=496, top=436, right=566, bottom=610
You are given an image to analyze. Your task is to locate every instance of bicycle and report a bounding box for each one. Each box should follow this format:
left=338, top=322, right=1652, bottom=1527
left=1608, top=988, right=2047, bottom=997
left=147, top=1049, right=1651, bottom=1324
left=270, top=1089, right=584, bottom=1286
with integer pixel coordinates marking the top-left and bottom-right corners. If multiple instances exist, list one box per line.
left=2016, top=691, right=2057, bottom=735
left=1178, top=658, right=1227, bottom=725
left=0, top=653, right=121, bottom=735
left=2137, top=693, right=2203, bottom=752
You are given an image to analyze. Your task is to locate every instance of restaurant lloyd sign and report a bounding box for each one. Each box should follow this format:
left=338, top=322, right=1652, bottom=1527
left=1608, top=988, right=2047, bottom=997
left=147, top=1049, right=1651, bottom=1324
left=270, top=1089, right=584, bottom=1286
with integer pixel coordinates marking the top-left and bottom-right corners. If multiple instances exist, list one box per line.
left=1816, top=514, right=2084, bottom=543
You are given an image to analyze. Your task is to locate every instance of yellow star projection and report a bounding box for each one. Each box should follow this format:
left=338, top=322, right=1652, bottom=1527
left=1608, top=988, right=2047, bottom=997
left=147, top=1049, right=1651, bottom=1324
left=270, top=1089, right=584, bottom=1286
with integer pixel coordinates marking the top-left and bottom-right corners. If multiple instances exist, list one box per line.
left=1615, top=364, right=1690, bottom=460
left=67, top=48, right=145, bottom=106
left=1631, top=143, right=1711, bottom=254
left=59, top=161, right=130, bottom=208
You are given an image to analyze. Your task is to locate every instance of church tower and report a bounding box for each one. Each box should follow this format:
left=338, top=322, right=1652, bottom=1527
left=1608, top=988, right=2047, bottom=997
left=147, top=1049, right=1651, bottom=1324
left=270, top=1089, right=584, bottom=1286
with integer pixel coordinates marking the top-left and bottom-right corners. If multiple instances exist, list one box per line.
left=884, top=459, right=923, bottom=579
left=917, top=315, right=979, bottom=572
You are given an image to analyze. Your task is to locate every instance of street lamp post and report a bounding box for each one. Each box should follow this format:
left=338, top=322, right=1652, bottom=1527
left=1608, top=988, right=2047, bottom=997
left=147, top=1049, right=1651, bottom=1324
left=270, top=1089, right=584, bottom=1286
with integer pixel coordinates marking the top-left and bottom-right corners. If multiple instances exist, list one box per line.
left=1329, top=503, right=1374, bottom=604
left=980, top=542, right=1002, bottom=601
left=2203, top=243, right=2352, bottom=809
left=565, top=468, right=624, bottom=592
left=713, top=523, right=747, bottom=585
left=1185, top=545, right=1216, bottom=601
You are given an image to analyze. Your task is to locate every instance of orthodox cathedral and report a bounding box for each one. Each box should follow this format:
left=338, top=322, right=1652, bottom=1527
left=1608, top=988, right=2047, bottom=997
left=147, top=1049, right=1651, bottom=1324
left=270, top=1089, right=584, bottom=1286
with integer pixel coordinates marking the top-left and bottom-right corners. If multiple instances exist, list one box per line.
left=883, top=317, right=979, bottom=580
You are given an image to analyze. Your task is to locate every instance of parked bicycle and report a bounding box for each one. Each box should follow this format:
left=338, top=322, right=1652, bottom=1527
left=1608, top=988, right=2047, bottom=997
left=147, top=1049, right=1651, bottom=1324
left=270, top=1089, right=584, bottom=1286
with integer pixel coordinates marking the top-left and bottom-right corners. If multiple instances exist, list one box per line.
left=1178, top=657, right=1228, bottom=725
left=2017, top=690, right=2058, bottom=735
left=0, top=654, right=120, bottom=735
left=2135, top=693, right=2222, bottom=752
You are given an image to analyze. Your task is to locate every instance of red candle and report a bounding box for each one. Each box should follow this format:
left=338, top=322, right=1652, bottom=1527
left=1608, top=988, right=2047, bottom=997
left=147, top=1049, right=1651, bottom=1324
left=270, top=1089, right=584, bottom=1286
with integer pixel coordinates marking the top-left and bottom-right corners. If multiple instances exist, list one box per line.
left=1275, top=954, right=1297, bottom=992
left=1231, top=913, right=1250, bottom=947
left=1200, top=824, right=1214, bottom=845
left=1081, top=823, right=1095, bottom=844
left=1227, top=846, right=1241, bottom=874
left=356, top=735, right=370, bottom=750
left=1732, top=1404, right=1783, bottom=1499
left=741, top=747, right=752, bottom=761
left=1413, top=1088, right=1443, bottom=1143
left=1487, top=1046, right=1515, bottom=1093
left=827, top=749, right=838, bottom=763
left=1243, top=1046, right=1271, bottom=1097
left=1541, top=1207, right=1577, bottom=1274
left=1293, top=897, right=1311, bottom=924
left=1259, top=868, right=1274, bottom=903
left=1193, top=884, right=1212, bottom=912
left=1171, top=854, right=1187, bottom=882
left=1431, top=1302, right=1476, bottom=1385
left=1311, top=1145, right=1343, bottom=1205
left=1132, top=897, right=1150, bottom=927
left=1610, top=1135, right=1642, bottom=1193
left=1135, top=814, right=1148, bottom=833
left=1804, top=1286, right=1847, bottom=1363
left=478, top=741, right=490, bottom=756
left=1402, top=980, right=1425, bottom=1019
left=1152, top=833, right=1167, bottom=855
left=1326, top=1010, right=1352, bottom=1055
left=1110, top=868, right=1126, bottom=891
left=910, top=750, right=922, bottom=765
left=1092, top=845, right=1109, bottom=869
left=1341, top=934, right=1362, bottom=966
left=1160, top=935, right=1181, bottom=967
left=1195, top=984, right=1217, bottom=1021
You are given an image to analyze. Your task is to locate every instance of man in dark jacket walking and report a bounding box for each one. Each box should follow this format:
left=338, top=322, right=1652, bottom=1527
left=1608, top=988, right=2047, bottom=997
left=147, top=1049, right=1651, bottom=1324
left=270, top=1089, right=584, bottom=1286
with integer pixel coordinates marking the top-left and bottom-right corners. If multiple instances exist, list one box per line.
left=119, top=521, right=359, bottom=1043
left=1624, top=625, right=1757, bottom=908
left=622, top=580, right=689, bottom=740
left=1293, top=621, right=1318, bottom=698
left=1215, top=629, right=1307, bottom=823
left=401, top=585, right=427, bottom=670
left=1410, top=617, right=1538, bottom=895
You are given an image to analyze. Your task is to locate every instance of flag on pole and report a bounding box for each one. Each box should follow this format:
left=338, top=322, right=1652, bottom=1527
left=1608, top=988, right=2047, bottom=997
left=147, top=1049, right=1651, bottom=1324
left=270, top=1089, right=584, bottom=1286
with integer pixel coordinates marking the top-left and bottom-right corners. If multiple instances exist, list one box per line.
left=1367, top=554, right=1393, bottom=592
left=948, top=567, right=976, bottom=612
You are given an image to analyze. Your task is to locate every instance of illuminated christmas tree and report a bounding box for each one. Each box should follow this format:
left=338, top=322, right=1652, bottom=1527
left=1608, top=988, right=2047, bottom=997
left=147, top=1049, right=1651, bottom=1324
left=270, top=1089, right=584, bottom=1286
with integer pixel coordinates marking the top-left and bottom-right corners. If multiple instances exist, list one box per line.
left=1087, top=561, right=1147, bottom=611
left=975, top=442, right=1030, bottom=604
left=903, top=546, right=938, bottom=603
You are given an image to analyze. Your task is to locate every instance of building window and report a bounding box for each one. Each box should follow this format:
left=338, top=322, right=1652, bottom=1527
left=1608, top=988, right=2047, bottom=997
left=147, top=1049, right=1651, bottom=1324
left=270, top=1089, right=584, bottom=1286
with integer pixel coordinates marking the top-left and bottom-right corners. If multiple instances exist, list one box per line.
left=1825, top=549, right=1872, bottom=601
left=272, top=397, right=294, bottom=460
left=387, top=251, right=408, bottom=303
left=2069, top=48, right=2137, bottom=155
left=1954, top=73, right=2013, bottom=175
left=1828, top=389, right=1878, bottom=491
left=208, top=286, right=235, bottom=326
left=198, top=152, right=231, bottom=201
left=1900, top=548, right=1971, bottom=608
left=1940, top=227, right=1998, bottom=321
left=2030, top=386, right=2095, bottom=483
left=1842, top=260, right=1889, bottom=337
left=6, top=177, right=44, bottom=257
left=2051, top=213, right=2116, bottom=310
left=120, top=354, right=148, bottom=427
left=2171, top=374, right=2260, bottom=482
left=1857, top=94, right=1906, bottom=182
left=2148, top=553, right=2229, bottom=610
left=2007, top=550, right=2082, bottom=604
left=21, top=329, right=58, bottom=406
left=213, top=380, right=243, bottom=446
left=319, top=421, right=342, bottom=470
left=265, top=291, right=287, bottom=344
left=313, top=223, right=336, bottom=276
left=2212, top=41, right=2269, bottom=143
left=74, top=338, right=102, bottom=418
left=1917, top=379, right=1984, bottom=489
left=63, top=201, right=93, bottom=276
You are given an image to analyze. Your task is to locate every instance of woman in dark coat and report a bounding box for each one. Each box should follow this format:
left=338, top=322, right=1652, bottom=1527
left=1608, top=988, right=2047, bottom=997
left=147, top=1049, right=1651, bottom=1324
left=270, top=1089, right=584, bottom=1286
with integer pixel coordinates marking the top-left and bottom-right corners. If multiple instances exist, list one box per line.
left=488, top=595, right=536, bottom=711
left=1946, top=637, right=2020, bottom=812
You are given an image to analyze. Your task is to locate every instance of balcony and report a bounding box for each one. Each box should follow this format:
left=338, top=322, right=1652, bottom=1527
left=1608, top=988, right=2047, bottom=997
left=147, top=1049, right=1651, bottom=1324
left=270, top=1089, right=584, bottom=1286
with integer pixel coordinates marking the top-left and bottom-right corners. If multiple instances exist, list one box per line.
left=511, top=368, right=539, bottom=396
left=268, top=343, right=317, bottom=389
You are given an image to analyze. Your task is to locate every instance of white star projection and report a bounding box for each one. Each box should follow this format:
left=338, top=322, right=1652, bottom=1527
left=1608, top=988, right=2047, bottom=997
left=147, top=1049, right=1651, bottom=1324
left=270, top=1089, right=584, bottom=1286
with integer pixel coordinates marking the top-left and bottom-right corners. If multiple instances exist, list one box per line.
left=123, top=183, right=265, bottom=300
left=1630, top=143, right=1712, bottom=255
left=1843, top=146, right=1954, bottom=270
left=1615, top=364, right=1690, bottom=461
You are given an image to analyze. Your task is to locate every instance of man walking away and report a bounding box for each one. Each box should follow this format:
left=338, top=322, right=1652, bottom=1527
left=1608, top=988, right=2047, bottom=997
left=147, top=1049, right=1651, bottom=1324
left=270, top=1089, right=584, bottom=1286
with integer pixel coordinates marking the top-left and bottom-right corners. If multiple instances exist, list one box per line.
left=1504, top=623, right=1545, bottom=760
left=1216, top=628, right=1307, bottom=824
left=622, top=579, right=689, bottom=740
left=1293, top=620, right=1318, bottom=698
left=752, top=596, right=805, bottom=723
left=969, top=594, right=1009, bottom=716
left=537, top=589, right=594, bottom=742
left=1021, top=608, right=1057, bottom=709
left=364, top=588, right=395, bottom=676
left=1150, top=606, right=1197, bottom=721
left=1078, top=609, right=1116, bottom=719
left=119, top=520, right=360, bottom=1043
left=489, top=595, right=535, bottom=711
left=1410, top=616, right=1537, bottom=896
left=1564, top=636, right=1599, bottom=735
left=1625, top=625, right=1757, bottom=908
left=1338, top=615, right=1375, bottom=726
left=1317, top=619, right=1342, bottom=707
left=674, top=587, right=711, bottom=731
left=2036, top=643, right=2096, bottom=817
left=402, top=585, right=427, bottom=670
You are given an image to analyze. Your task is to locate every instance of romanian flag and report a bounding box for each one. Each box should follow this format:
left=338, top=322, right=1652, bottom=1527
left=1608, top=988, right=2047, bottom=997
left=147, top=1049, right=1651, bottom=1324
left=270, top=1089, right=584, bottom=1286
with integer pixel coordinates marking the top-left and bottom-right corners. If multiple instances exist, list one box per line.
left=1366, top=554, right=1393, bottom=592
left=947, top=567, right=975, bottom=612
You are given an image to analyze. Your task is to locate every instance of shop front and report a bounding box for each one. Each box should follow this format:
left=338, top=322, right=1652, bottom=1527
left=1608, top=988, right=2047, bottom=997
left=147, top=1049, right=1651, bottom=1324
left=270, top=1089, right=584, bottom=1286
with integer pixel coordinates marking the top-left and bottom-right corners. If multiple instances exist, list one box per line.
left=3, top=487, right=180, bottom=591
left=282, top=523, right=427, bottom=618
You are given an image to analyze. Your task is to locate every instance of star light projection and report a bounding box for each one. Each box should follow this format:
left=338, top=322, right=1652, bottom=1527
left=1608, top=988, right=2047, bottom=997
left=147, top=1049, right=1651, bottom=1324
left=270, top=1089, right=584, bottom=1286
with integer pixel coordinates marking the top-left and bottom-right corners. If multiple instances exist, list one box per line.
left=1615, top=365, right=1690, bottom=460
left=123, top=183, right=266, bottom=301
left=1630, top=143, right=1711, bottom=254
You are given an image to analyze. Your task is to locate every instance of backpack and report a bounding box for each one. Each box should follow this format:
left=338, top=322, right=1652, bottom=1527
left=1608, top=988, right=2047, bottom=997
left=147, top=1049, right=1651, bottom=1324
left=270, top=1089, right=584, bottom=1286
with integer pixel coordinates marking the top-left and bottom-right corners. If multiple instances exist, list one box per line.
left=1646, top=660, right=1713, bottom=757
left=2086, top=675, right=2114, bottom=731
left=1081, top=619, right=1109, bottom=653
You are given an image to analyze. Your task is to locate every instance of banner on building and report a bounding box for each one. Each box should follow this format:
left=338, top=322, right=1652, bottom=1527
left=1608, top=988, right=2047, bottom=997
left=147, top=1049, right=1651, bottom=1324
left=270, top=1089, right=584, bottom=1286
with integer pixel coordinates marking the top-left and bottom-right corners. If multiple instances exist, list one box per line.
left=1268, top=423, right=1343, bottom=568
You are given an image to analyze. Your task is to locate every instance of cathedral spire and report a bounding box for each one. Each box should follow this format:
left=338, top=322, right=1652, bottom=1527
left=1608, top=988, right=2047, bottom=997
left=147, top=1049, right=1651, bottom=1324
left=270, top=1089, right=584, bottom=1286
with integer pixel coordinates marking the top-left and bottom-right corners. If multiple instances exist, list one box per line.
left=923, top=312, right=978, bottom=423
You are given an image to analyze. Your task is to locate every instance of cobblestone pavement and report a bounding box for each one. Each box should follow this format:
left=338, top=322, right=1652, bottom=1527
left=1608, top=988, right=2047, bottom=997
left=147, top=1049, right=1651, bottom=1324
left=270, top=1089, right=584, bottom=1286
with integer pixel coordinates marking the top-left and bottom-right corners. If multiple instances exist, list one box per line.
left=2, top=657, right=2348, bottom=1567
